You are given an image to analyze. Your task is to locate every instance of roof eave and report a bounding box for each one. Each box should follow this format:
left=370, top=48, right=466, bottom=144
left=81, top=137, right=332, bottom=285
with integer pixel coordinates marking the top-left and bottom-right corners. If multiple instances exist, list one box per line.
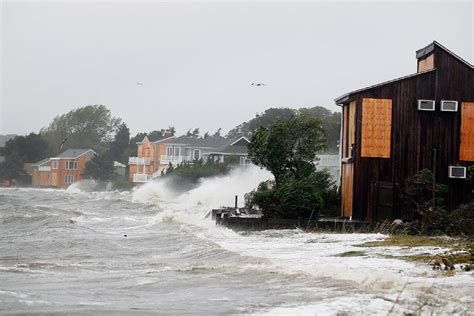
left=333, top=68, right=437, bottom=105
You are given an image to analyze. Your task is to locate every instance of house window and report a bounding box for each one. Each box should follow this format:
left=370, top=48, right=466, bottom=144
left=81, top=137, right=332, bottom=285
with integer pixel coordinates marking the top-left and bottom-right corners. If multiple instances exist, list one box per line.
left=52, top=160, right=59, bottom=169
left=174, top=147, right=181, bottom=157
left=193, top=149, right=201, bottom=160
left=166, top=146, right=173, bottom=157
left=64, top=175, right=74, bottom=184
left=65, top=161, right=78, bottom=170
left=240, top=156, right=247, bottom=166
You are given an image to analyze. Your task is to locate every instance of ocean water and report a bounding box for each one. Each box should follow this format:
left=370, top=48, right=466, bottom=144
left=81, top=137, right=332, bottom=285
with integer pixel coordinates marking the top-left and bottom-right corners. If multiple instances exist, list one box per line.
left=0, top=165, right=473, bottom=315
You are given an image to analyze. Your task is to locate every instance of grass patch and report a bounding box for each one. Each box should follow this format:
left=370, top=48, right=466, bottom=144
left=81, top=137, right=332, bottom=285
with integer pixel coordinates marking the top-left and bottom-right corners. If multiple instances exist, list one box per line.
left=335, top=251, right=366, bottom=257
left=356, top=235, right=473, bottom=248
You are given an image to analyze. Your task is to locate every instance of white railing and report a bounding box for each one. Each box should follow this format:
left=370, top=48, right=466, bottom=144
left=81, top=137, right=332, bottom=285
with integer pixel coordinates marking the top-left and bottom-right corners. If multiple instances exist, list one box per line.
left=38, top=166, right=51, bottom=172
left=133, top=173, right=152, bottom=183
left=160, top=155, right=191, bottom=165
left=129, top=157, right=151, bottom=165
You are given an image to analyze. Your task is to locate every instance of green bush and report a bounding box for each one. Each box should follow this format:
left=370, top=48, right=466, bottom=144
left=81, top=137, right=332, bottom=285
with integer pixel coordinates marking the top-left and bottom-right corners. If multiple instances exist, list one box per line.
left=401, top=169, right=449, bottom=234
left=446, top=203, right=474, bottom=237
left=245, top=169, right=338, bottom=219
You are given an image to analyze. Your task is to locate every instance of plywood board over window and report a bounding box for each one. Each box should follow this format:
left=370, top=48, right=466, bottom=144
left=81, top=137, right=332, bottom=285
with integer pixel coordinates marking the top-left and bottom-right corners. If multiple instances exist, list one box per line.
left=460, top=102, right=474, bottom=161
left=418, top=54, right=434, bottom=72
left=361, top=98, right=392, bottom=158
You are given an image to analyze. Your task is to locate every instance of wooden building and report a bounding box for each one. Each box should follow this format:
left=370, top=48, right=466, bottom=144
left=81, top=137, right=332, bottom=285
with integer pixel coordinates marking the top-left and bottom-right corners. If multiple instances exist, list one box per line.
left=335, top=41, right=473, bottom=222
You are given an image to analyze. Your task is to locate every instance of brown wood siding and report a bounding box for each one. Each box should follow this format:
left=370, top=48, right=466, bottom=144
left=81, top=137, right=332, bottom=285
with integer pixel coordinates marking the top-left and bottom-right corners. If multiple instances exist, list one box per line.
left=344, top=46, right=473, bottom=221
left=460, top=102, right=474, bottom=161
left=341, top=163, right=353, bottom=217
left=361, top=98, right=392, bottom=158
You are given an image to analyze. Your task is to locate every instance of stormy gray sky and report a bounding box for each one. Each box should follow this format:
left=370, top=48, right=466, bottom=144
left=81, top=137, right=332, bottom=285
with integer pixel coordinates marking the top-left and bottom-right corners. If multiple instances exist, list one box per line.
left=1, top=1, right=473, bottom=136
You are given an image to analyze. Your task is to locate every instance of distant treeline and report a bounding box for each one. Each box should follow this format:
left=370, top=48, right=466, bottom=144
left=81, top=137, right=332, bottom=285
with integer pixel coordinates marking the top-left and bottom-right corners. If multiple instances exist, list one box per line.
left=227, top=107, right=340, bottom=153
left=0, top=104, right=340, bottom=183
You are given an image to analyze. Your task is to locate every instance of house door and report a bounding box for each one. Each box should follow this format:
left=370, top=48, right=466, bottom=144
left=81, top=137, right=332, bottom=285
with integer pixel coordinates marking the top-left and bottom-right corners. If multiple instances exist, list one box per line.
left=370, top=181, right=394, bottom=221
left=341, top=163, right=353, bottom=218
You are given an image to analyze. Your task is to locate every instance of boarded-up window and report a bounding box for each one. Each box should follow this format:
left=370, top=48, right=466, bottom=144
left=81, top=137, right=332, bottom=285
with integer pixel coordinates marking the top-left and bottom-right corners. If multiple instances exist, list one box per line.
left=418, top=54, right=434, bottom=72
left=361, top=98, right=392, bottom=158
left=460, top=102, right=474, bottom=161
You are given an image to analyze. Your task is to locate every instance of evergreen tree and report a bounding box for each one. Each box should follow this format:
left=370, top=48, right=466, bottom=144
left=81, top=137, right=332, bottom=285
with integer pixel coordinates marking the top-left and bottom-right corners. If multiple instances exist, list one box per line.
left=82, top=154, right=115, bottom=182
left=108, top=123, right=130, bottom=163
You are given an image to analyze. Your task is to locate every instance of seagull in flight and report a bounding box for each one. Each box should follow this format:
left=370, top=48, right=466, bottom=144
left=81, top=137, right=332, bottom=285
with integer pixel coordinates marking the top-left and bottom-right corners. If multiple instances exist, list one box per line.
left=136, top=82, right=144, bottom=86
left=251, top=83, right=266, bottom=86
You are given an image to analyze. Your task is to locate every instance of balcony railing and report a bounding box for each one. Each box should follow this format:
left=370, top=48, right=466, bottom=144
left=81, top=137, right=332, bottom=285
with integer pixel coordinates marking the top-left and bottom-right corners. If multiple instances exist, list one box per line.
left=160, top=155, right=192, bottom=165
left=129, top=157, right=151, bottom=165
left=133, top=173, right=152, bottom=183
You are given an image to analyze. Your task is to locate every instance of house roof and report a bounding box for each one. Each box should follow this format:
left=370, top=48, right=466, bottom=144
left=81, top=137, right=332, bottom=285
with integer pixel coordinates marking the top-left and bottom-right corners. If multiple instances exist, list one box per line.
left=113, top=161, right=126, bottom=168
left=136, top=134, right=175, bottom=144
left=31, top=158, right=51, bottom=167
left=334, top=69, right=436, bottom=104
left=54, top=149, right=95, bottom=159
left=334, top=41, right=473, bottom=105
left=148, top=134, right=174, bottom=143
left=209, top=137, right=250, bottom=155
left=165, top=135, right=228, bottom=148
left=417, top=41, right=473, bottom=69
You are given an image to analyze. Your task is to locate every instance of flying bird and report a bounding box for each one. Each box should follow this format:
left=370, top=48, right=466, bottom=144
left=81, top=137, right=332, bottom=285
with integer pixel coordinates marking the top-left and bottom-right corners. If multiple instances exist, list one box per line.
left=136, top=82, right=144, bottom=86
left=251, top=83, right=266, bottom=86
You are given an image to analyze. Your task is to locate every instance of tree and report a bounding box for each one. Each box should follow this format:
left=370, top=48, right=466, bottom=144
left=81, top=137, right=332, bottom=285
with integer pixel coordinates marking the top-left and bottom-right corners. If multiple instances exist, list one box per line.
left=227, top=106, right=341, bottom=152
left=0, top=133, right=50, bottom=163
left=245, top=114, right=337, bottom=219
left=227, top=108, right=295, bottom=139
left=0, top=152, right=25, bottom=181
left=82, top=154, right=115, bottom=182
left=107, top=123, right=130, bottom=164
left=0, top=133, right=50, bottom=182
left=41, top=105, right=121, bottom=154
left=126, top=132, right=147, bottom=158
left=248, top=115, right=326, bottom=185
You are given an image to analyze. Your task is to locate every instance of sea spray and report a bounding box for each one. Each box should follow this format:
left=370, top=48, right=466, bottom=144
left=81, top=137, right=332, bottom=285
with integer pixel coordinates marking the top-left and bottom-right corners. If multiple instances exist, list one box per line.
left=132, top=165, right=272, bottom=216
left=65, top=180, right=99, bottom=193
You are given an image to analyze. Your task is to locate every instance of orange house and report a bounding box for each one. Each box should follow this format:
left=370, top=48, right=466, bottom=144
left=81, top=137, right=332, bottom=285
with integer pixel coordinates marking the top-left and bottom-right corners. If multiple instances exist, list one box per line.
left=128, top=135, right=174, bottom=183
left=32, top=149, right=95, bottom=188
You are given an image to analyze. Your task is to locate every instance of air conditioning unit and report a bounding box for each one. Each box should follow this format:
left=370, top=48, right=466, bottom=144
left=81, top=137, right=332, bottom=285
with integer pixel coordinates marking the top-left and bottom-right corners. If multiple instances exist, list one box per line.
left=441, top=100, right=458, bottom=112
left=418, top=100, right=435, bottom=111
left=448, top=166, right=466, bottom=179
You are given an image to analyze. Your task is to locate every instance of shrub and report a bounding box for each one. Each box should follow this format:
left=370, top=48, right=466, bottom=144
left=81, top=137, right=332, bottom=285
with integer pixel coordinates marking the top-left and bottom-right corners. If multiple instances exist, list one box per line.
left=446, top=203, right=474, bottom=237
left=245, top=169, right=338, bottom=219
left=401, top=169, right=449, bottom=234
